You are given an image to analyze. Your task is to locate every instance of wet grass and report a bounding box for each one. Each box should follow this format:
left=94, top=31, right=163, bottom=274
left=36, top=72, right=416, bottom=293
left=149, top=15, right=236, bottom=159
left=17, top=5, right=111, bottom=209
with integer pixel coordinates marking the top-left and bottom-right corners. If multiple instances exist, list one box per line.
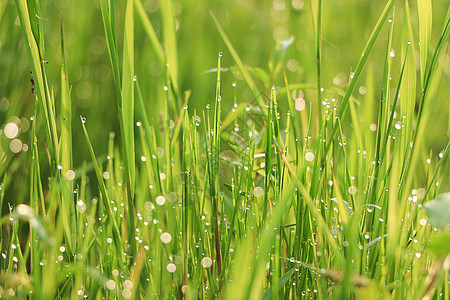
left=0, top=0, right=449, bottom=299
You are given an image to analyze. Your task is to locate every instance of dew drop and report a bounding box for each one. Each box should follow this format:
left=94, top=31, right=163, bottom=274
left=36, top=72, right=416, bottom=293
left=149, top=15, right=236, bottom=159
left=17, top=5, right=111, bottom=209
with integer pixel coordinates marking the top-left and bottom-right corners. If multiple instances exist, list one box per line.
left=156, top=196, right=166, bottom=206
left=160, top=232, right=172, bottom=244
left=348, top=186, right=357, bottom=195
left=166, top=263, right=176, bottom=273
left=305, top=151, right=315, bottom=162
left=253, top=187, right=264, bottom=198
left=201, top=257, right=213, bottom=268
left=106, top=280, right=116, bottom=290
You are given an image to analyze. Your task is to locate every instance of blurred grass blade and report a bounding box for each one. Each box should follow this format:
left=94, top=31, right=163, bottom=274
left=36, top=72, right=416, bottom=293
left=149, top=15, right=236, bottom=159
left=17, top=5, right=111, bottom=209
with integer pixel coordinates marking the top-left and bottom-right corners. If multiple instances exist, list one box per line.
left=15, top=0, right=59, bottom=161
left=59, top=17, right=75, bottom=252
left=134, top=0, right=165, bottom=66
left=210, top=9, right=266, bottom=111
left=160, top=0, right=179, bottom=101
left=268, top=36, right=294, bottom=82
left=121, top=0, right=136, bottom=256
left=400, top=1, right=416, bottom=147
left=80, top=117, right=123, bottom=256
left=261, top=268, right=296, bottom=300
left=100, top=0, right=121, bottom=99
left=326, top=0, right=395, bottom=153
left=417, top=0, right=432, bottom=85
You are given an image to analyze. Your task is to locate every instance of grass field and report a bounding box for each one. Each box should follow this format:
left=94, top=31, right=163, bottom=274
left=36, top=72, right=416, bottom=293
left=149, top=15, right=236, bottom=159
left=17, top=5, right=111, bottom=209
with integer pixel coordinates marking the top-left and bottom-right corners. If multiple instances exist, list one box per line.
left=0, top=0, right=449, bottom=299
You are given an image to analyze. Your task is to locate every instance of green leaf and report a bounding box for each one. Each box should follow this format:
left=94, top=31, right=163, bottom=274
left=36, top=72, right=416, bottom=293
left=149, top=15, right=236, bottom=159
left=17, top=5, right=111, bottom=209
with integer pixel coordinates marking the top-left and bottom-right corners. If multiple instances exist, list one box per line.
left=268, top=37, right=294, bottom=80
left=261, top=268, right=296, bottom=300
left=417, top=0, right=432, bottom=86
left=427, top=231, right=450, bottom=258
left=424, top=193, right=450, bottom=229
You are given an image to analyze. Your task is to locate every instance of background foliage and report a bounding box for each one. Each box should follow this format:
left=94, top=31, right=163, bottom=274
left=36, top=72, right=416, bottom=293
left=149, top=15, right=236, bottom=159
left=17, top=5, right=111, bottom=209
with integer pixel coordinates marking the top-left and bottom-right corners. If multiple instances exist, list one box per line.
left=0, top=0, right=449, bottom=299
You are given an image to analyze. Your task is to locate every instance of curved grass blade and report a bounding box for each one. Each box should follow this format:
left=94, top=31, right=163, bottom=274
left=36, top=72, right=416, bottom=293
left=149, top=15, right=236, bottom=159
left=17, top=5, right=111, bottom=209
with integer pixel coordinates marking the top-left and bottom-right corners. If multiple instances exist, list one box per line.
left=59, top=17, right=76, bottom=252
left=80, top=116, right=123, bottom=258
left=325, top=0, right=396, bottom=154
left=210, top=9, right=266, bottom=112
left=134, top=0, right=165, bottom=67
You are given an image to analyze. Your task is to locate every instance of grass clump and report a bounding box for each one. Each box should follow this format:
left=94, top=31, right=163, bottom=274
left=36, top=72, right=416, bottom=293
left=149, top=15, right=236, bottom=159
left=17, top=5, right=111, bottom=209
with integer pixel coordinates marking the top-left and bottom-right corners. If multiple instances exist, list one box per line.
left=0, top=0, right=449, bottom=299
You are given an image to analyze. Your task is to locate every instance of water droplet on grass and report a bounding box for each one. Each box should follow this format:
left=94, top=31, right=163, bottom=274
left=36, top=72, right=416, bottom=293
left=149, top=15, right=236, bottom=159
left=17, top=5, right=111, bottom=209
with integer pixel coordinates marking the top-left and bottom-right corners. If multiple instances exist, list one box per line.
left=166, top=263, right=176, bottom=273
left=123, top=280, right=133, bottom=289
left=65, top=170, right=76, bottom=181
left=160, top=232, right=172, bottom=244
left=305, top=151, right=315, bottom=162
left=106, top=280, right=116, bottom=290
left=167, top=192, right=177, bottom=203
left=253, top=187, right=264, bottom=198
left=181, top=285, right=189, bottom=294
left=201, top=257, right=213, bottom=268
left=295, top=98, right=305, bottom=111
left=156, top=196, right=166, bottom=206
left=10, top=139, right=22, bottom=153
left=16, top=204, right=34, bottom=217
left=77, top=200, right=86, bottom=213
left=4, top=123, right=19, bottom=139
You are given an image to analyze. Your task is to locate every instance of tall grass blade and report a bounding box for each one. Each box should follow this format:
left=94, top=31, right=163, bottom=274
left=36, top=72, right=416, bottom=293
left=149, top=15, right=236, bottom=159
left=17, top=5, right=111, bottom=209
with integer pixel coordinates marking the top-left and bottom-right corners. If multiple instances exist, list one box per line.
left=325, top=0, right=395, bottom=154
left=59, top=17, right=75, bottom=252
left=210, top=10, right=266, bottom=111
left=160, top=0, right=180, bottom=102
left=416, top=0, right=432, bottom=86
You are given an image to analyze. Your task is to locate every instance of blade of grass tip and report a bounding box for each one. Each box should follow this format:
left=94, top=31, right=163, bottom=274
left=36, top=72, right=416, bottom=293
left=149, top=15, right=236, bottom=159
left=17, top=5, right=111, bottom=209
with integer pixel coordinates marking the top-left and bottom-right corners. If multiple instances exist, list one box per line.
left=369, top=13, right=395, bottom=208
left=80, top=116, right=124, bottom=259
left=311, top=0, right=323, bottom=131
left=283, top=71, right=299, bottom=161
left=121, top=0, right=136, bottom=257
left=404, top=9, right=450, bottom=195
left=181, top=110, right=191, bottom=286
left=171, top=90, right=191, bottom=152
left=381, top=45, right=410, bottom=163
left=134, top=0, right=165, bottom=67
left=100, top=0, right=121, bottom=101
left=263, top=87, right=274, bottom=223
left=15, top=0, right=58, bottom=160
left=59, top=16, right=76, bottom=253
left=25, top=0, right=43, bottom=54
left=135, top=80, right=163, bottom=194
left=213, top=52, right=223, bottom=280
left=416, top=9, right=450, bottom=126
left=160, top=0, right=180, bottom=102
left=400, top=1, right=416, bottom=152
left=325, top=0, right=396, bottom=154
left=417, top=0, right=432, bottom=86
left=209, top=9, right=266, bottom=112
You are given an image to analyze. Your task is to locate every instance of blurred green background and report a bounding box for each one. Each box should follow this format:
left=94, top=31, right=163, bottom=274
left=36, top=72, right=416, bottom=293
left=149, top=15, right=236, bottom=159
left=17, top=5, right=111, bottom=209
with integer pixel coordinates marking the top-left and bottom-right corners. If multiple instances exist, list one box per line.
left=0, top=0, right=448, bottom=181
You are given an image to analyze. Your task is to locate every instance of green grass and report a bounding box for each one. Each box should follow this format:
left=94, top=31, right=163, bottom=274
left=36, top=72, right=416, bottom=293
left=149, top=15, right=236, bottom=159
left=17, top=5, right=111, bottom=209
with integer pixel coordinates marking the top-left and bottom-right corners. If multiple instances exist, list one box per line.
left=0, top=0, right=449, bottom=299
